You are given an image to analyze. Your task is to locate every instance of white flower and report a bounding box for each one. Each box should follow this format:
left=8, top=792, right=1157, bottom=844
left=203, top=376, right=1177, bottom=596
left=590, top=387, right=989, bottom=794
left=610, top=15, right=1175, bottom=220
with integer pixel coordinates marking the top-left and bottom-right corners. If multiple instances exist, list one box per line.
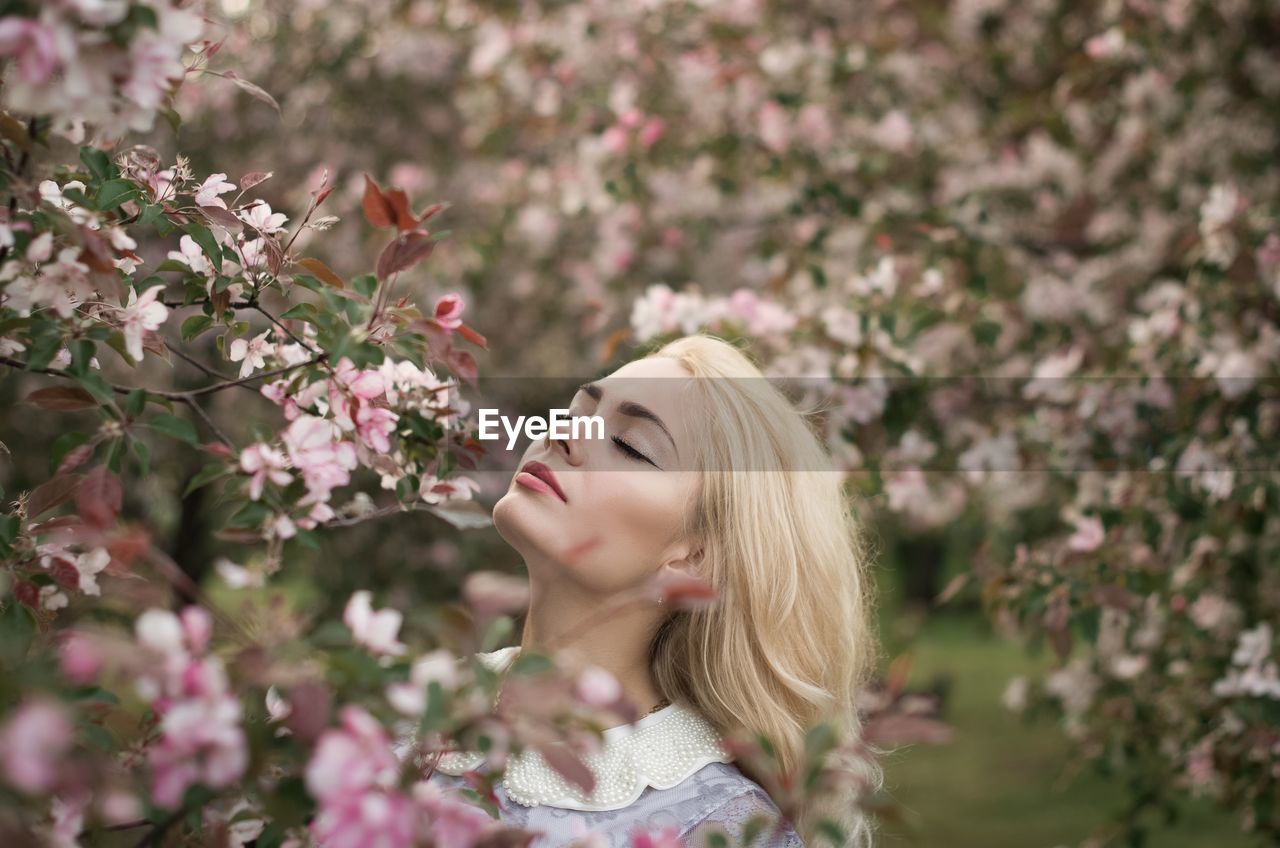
left=343, top=591, right=407, bottom=657
left=228, top=330, right=272, bottom=379
left=118, top=285, right=169, bottom=362
left=194, top=173, right=237, bottom=209
left=74, top=548, right=110, bottom=596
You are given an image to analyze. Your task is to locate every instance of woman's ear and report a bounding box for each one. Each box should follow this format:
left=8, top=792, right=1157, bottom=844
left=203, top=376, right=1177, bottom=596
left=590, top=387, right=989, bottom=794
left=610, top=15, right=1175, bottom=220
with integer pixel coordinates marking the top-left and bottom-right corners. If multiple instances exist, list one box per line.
left=660, top=546, right=704, bottom=580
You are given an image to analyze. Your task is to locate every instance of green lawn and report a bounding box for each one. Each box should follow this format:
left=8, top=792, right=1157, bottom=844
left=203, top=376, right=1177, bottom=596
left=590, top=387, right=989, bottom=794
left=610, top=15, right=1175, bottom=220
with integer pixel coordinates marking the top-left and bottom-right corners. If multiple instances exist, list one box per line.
left=871, top=613, right=1258, bottom=848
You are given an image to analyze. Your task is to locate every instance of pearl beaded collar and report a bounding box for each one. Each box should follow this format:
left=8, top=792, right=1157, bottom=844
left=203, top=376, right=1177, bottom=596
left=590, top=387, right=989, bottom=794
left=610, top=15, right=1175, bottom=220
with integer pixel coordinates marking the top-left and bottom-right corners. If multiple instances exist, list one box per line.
left=433, top=645, right=734, bottom=811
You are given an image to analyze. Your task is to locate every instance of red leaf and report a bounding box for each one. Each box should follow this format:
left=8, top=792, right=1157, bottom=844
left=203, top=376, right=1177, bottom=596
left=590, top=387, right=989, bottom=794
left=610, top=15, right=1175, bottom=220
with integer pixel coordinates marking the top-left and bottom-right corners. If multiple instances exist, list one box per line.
left=202, top=441, right=236, bottom=459
left=25, top=386, right=98, bottom=411
left=296, top=257, right=345, bottom=288
left=14, top=580, right=39, bottom=609
left=456, top=322, right=488, bottom=349
left=76, top=465, right=122, bottom=530
left=201, top=204, right=244, bottom=234
left=535, top=742, right=595, bottom=796
left=28, top=473, right=85, bottom=519
left=376, top=230, right=436, bottom=281
left=447, top=348, right=478, bottom=386
left=239, top=171, right=273, bottom=191
left=383, top=187, right=420, bottom=233
left=361, top=173, right=396, bottom=229
left=56, top=444, right=96, bottom=475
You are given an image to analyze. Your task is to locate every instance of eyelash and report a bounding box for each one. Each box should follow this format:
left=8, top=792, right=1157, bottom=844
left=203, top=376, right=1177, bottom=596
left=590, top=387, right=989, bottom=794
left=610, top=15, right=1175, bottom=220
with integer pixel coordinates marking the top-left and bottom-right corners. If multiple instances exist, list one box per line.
left=612, top=436, right=655, bottom=466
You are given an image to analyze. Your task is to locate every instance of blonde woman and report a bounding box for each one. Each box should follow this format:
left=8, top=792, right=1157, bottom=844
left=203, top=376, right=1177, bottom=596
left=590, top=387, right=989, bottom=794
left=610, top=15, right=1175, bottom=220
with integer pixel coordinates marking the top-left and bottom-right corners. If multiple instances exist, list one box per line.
left=412, top=333, right=883, bottom=847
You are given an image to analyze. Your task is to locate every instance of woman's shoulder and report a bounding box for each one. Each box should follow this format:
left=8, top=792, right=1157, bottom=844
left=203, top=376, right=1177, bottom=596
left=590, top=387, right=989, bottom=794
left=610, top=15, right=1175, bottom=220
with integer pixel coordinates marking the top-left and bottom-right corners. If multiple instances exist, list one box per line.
left=682, top=761, right=804, bottom=847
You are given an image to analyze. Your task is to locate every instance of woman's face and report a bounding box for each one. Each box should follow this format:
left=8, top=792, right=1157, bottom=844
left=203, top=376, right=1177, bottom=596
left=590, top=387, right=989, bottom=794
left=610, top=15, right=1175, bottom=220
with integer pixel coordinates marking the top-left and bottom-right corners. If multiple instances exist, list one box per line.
left=492, top=355, right=703, bottom=597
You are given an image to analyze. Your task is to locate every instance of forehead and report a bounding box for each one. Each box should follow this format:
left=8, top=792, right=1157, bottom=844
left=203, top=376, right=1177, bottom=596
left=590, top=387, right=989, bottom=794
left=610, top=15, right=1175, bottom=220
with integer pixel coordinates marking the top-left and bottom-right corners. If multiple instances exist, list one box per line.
left=597, top=356, right=695, bottom=424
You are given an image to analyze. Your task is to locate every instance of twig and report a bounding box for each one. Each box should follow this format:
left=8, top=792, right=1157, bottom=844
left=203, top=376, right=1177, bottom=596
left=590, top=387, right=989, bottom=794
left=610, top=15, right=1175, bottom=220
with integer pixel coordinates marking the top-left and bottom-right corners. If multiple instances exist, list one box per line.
left=180, top=395, right=234, bottom=448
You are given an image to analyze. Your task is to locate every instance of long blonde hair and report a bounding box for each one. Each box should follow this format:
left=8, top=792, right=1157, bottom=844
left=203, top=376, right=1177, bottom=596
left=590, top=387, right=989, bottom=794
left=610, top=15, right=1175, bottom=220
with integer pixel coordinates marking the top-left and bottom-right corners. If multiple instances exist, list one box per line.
left=643, top=333, right=884, bottom=847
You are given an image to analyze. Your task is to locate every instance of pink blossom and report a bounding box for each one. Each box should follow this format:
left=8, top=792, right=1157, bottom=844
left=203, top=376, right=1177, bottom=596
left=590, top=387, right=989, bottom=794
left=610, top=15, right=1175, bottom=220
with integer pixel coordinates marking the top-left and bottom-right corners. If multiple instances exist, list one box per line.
left=194, top=173, right=237, bottom=209
left=387, top=650, right=461, bottom=716
left=638, top=117, right=666, bottom=149
left=167, top=234, right=213, bottom=277
left=0, top=18, right=59, bottom=84
left=58, top=631, right=103, bottom=686
left=758, top=100, right=791, bottom=153
left=356, top=404, right=399, bottom=453
left=1067, top=515, right=1105, bottom=552
left=305, top=705, right=401, bottom=803
left=228, top=330, right=272, bottom=379
left=343, top=591, right=407, bottom=657
left=0, top=697, right=73, bottom=794
left=118, top=285, right=169, bottom=362
left=148, top=692, right=247, bottom=808
left=237, top=200, right=288, bottom=235
left=73, top=547, right=110, bottom=596
left=434, top=293, right=465, bottom=329
left=283, top=415, right=358, bottom=503
left=602, top=124, right=630, bottom=155
left=414, top=779, right=498, bottom=847
left=239, top=443, right=292, bottom=500
left=311, top=789, right=418, bottom=848
left=575, top=666, right=622, bottom=708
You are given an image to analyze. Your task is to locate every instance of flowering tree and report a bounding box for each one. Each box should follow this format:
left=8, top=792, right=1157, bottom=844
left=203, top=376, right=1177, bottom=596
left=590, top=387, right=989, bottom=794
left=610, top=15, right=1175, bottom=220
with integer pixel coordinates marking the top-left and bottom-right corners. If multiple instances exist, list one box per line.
left=152, top=0, right=1280, bottom=840
left=0, top=3, right=922, bottom=846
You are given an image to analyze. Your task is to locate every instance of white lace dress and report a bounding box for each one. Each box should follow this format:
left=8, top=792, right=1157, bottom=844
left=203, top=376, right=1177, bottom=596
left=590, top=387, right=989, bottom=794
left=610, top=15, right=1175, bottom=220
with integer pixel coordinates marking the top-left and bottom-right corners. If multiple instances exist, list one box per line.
left=392, top=646, right=804, bottom=848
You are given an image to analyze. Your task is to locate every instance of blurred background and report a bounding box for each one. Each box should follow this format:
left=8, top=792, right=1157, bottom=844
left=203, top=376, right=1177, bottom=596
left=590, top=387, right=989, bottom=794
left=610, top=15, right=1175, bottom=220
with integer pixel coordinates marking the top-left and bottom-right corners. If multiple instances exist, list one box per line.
left=4, top=0, right=1277, bottom=844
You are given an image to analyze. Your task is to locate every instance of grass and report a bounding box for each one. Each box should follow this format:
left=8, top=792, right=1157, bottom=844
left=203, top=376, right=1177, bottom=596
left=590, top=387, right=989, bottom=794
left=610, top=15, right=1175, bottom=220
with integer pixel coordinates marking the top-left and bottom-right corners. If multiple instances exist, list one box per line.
left=870, top=612, right=1258, bottom=848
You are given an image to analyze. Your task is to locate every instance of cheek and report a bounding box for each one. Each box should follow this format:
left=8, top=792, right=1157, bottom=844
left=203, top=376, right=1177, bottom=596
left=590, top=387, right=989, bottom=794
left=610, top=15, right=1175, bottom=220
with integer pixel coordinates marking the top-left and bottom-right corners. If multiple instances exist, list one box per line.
left=563, top=472, right=692, bottom=587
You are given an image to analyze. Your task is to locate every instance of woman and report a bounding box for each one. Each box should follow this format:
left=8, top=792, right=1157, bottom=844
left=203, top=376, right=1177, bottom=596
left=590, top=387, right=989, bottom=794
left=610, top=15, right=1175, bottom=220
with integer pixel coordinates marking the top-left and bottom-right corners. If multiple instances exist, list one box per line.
left=406, top=333, right=883, bottom=847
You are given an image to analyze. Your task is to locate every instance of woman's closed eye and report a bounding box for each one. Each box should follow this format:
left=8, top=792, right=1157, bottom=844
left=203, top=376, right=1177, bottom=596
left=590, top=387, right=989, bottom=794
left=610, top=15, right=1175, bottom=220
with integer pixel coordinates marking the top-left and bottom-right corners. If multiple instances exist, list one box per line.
left=613, top=435, right=658, bottom=468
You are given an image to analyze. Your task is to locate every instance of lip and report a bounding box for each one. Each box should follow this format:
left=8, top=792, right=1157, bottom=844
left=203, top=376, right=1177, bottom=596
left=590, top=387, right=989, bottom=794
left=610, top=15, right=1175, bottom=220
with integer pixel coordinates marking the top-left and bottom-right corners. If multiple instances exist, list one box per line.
left=517, top=460, right=568, bottom=503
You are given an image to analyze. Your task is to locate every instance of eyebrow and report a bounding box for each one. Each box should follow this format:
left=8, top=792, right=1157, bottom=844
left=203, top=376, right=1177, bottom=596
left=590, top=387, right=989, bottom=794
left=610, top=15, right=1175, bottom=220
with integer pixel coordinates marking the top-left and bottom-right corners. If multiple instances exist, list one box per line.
left=577, top=381, right=679, bottom=458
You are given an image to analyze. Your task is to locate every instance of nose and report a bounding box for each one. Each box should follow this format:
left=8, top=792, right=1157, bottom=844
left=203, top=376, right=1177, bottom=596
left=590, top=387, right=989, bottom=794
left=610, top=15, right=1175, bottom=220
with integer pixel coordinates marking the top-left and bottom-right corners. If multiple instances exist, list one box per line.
left=546, top=426, right=585, bottom=466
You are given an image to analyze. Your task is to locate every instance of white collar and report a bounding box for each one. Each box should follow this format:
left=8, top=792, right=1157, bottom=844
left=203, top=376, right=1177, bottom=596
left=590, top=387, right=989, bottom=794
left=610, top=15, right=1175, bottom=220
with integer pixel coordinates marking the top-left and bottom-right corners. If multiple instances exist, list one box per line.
left=433, top=646, right=733, bottom=811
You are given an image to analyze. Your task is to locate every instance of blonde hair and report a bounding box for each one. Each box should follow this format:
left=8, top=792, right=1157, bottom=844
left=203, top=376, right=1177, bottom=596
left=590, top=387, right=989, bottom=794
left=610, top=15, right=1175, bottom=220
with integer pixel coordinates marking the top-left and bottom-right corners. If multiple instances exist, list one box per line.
left=643, top=333, right=885, bottom=847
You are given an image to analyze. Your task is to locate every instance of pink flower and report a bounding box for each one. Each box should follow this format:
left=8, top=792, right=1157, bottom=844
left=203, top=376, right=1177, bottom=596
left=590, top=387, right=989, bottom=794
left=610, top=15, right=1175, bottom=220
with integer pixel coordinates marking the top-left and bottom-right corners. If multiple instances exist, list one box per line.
left=343, top=591, right=407, bottom=657
left=414, top=779, right=498, bottom=847
left=194, top=173, right=237, bottom=209
left=311, top=789, right=418, bottom=848
left=638, top=117, right=666, bottom=149
left=283, top=415, right=358, bottom=503
left=356, top=404, right=399, bottom=453
left=148, top=691, right=247, bottom=808
left=1067, top=515, right=1105, bottom=553
left=576, top=666, right=622, bottom=708
left=758, top=100, right=791, bottom=154
left=237, top=200, right=288, bottom=235
left=0, top=697, right=73, bottom=794
left=239, top=443, right=291, bottom=500
left=305, top=705, right=401, bottom=803
left=58, top=631, right=104, bottom=686
left=434, top=293, right=465, bottom=330
left=117, top=285, right=170, bottom=362
left=0, top=18, right=59, bottom=84
left=229, top=330, right=272, bottom=379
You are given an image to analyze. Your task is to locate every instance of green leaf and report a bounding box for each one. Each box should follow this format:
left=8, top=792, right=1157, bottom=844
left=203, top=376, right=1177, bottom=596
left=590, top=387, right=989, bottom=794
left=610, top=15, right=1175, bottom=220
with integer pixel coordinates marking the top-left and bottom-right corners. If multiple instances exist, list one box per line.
left=0, top=602, right=35, bottom=669
left=95, top=179, right=137, bottom=212
left=280, top=303, right=318, bottom=323
left=105, top=437, right=125, bottom=473
left=75, top=372, right=116, bottom=407
left=181, top=222, right=223, bottom=269
left=130, top=436, right=151, bottom=477
left=125, top=388, right=147, bottom=418
left=79, top=146, right=112, bottom=182
left=148, top=412, right=199, bottom=446
left=180, top=315, right=215, bottom=341
left=184, top=463, right=231, bottom=497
